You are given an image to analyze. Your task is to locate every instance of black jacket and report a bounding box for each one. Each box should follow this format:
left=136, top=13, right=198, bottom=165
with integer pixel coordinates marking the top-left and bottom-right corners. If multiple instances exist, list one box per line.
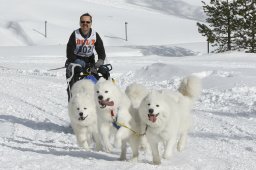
left=66, top=28, right=106, bottom=65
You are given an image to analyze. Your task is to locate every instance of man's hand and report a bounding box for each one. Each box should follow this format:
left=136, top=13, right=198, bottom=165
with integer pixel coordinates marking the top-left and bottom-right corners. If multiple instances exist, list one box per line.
left=95, top=59, right=104, bottom=68
left=90, top=67, right=98, bottom=75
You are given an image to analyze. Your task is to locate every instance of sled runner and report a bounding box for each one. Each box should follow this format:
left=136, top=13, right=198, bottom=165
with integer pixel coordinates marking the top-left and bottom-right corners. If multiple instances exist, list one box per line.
left=66, top=63, right=112, bottom=101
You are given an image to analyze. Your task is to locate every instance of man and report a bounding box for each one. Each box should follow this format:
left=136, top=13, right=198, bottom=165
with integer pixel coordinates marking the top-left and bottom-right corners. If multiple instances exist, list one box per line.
left=66, top=13, right=106, bottom=74
left=65, top=13, right=106, bottom=100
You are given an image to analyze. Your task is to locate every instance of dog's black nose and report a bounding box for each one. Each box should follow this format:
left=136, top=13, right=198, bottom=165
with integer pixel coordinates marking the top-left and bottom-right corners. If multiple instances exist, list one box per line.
left=98, top=95, right=103, bottom=100
left=148, top=108, right=154, bottom=114
left=79, top=112, right=83, bottom=117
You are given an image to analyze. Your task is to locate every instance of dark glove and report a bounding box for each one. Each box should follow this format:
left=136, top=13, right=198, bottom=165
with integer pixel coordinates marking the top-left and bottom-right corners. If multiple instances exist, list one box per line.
left=95, top=59, right=104, bottom=68
left=98, top=65, right=110, bottom=80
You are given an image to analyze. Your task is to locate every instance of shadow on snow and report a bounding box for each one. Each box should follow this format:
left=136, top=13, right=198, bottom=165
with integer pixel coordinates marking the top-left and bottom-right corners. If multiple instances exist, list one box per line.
left=0, top=115, right=72, bottom=134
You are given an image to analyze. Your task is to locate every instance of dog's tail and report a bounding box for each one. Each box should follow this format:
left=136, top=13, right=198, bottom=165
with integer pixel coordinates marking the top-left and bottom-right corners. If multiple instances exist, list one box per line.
left=125, top=83, right=148, bottom=108
left=178, top=75, right=202, bottom=101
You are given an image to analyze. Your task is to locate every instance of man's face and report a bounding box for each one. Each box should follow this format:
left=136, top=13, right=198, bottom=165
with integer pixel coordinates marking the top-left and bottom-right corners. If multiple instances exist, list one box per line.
left=80, top=16, right=92, bottom=33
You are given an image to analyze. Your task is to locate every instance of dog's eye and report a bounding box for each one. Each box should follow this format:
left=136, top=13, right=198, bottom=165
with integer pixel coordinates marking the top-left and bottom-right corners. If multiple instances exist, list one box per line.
left=148, top=103, right=150, bottom=106
left=84, top=108, right=87, bottom=110
left=105, top=91, right=108, bottom=93
left=156, top=105, right=159, bottom=107
left=77, top=108, right=80, bottom=110
left=96, top=91, right=99, bottom=93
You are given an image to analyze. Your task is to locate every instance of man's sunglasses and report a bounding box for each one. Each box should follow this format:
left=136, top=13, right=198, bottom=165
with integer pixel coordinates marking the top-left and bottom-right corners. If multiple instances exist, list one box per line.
left=80, top=21, right=91, bottom=24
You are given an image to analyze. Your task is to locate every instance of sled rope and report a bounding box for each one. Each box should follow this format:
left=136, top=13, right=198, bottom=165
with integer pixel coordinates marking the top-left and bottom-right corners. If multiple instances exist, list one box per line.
left=47, top=66, right=66, bottom=71
left=110, top=110, right=147, bottom=136
left=115, top=122, right=147, bottom=137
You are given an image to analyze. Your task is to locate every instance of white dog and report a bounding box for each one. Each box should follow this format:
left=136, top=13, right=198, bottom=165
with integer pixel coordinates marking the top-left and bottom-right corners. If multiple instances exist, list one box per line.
left=95, top=78, right=140, bottom=161
left=68, top=80, right=101, bottom=151
left=70, top=79, right=95, bottom=98
left=125, top=83, right=150, bottom=151
left=138, top=76, right=201, bottom=164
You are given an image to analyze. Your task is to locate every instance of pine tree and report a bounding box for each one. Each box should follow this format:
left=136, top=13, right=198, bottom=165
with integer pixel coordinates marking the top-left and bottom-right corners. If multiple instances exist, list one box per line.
left=236, top=0, right=256, bottom=52
left=197, top=0, right=237, bottom=52
left=232, top=0, right=246, bottom=50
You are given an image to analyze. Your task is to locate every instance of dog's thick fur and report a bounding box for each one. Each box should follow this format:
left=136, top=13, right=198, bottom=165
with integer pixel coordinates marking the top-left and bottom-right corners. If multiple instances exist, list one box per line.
left=125, top=83, right=150, bottom=151
left=95, top=79, right=140, bottom=161
left=68, top=80, right=101, bottom=150
left=125, top=83, right=149, bottom=109
left=70, top=79, right=95, bottom=98
left=138, top=76, right=201, bottom=164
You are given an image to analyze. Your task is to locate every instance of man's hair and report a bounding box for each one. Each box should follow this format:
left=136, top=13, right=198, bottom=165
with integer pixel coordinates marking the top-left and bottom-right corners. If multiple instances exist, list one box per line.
left=80, top=13, right=92, bottom=22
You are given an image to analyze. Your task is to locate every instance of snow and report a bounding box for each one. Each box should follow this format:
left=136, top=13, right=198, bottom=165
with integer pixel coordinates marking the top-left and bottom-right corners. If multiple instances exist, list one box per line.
left=0, top=0, right=255, bottom=169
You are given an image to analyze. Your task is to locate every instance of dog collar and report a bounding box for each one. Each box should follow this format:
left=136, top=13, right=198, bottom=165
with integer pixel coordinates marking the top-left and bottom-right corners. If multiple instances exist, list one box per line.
left=111, top=110, right=115, bottom=117
left=111, top=110, right=121, bottom=129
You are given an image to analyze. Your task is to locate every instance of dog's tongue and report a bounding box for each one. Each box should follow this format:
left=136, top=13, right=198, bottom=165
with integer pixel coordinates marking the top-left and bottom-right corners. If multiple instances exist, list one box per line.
left=148, top=114, right=157, bottom=123
left=99, top=100, right=114, bottom=106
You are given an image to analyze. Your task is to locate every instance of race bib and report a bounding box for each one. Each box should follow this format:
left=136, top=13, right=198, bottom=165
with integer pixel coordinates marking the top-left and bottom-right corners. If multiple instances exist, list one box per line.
left=74, top=29, right=96, bottom=57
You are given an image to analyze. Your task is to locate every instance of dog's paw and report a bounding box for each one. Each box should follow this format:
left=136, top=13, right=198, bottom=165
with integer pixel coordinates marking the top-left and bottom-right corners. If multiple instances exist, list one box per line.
left=104, top=144, right=113, bottom=153
left=152, top=159, right=161, bottom=165
left=163, top=151, right=173, bottom=159
left=163, top=151, right=173, bottom=160
left=152, top=154, right=161, bottom=165
left=79, top=141, right=89, bottom=150
left=129, top=156, right=138, bottom=163
left=95, top=143, right=103, bottom=151
left=119, top=155, right=126, bottom=161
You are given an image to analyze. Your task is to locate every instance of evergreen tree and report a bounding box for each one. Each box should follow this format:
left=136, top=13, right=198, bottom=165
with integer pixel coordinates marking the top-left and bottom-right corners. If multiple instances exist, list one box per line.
left=236, top=0, right=256, bottom=52
left=197, top=0, right=237, bottom=52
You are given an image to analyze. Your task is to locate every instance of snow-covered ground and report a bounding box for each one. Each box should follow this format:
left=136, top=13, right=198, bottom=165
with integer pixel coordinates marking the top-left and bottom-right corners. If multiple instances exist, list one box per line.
left=0, top=0, right=255, bottom=169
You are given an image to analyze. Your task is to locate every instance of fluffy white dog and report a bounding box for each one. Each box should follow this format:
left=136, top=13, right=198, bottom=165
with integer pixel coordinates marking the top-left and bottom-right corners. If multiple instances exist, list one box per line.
left=68, top=80, right=101, bottom=151
left=125, top=83, right=150, bottom=151
left=70, top=79, right=95, bottom=98
left=95, top=79, right=140, bottom=161
left=138, top=76, right=201, bottom=164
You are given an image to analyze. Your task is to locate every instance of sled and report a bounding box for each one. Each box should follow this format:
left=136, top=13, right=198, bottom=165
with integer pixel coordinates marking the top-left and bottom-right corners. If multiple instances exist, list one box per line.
left=66, top=63, right=112, bottom=101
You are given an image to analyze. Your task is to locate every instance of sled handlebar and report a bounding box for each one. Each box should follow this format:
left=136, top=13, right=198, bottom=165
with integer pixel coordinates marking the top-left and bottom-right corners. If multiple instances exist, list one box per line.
left=99, top=64, right=112, bottom=71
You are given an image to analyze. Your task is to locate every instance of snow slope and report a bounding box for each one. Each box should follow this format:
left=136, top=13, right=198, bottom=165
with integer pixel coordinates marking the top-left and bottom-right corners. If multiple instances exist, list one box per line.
left=0, top=0, right=207, bottom=47
left=0, top=0, right=255, bottom=170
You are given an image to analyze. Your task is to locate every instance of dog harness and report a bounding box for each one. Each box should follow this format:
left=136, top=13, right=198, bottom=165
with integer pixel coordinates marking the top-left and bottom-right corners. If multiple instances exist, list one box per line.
left=110, top=109, right=148, bottom=136
left=111, top=110, right=121, bottom=129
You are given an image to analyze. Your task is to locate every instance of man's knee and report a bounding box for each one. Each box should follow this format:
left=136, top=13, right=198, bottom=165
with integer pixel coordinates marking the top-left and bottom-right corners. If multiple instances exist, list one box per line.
left=74, top=59, right=86, bottom=68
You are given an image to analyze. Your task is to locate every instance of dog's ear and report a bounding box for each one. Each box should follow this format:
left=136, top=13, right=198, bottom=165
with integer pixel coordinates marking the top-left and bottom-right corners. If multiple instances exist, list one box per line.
left=69, top=93, right=80, bottom=103
left=106, top=76, right=116, bottom=84
left=97, top=77, right=106, bottom=83
left=68, top=96, right=76, bottom=105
